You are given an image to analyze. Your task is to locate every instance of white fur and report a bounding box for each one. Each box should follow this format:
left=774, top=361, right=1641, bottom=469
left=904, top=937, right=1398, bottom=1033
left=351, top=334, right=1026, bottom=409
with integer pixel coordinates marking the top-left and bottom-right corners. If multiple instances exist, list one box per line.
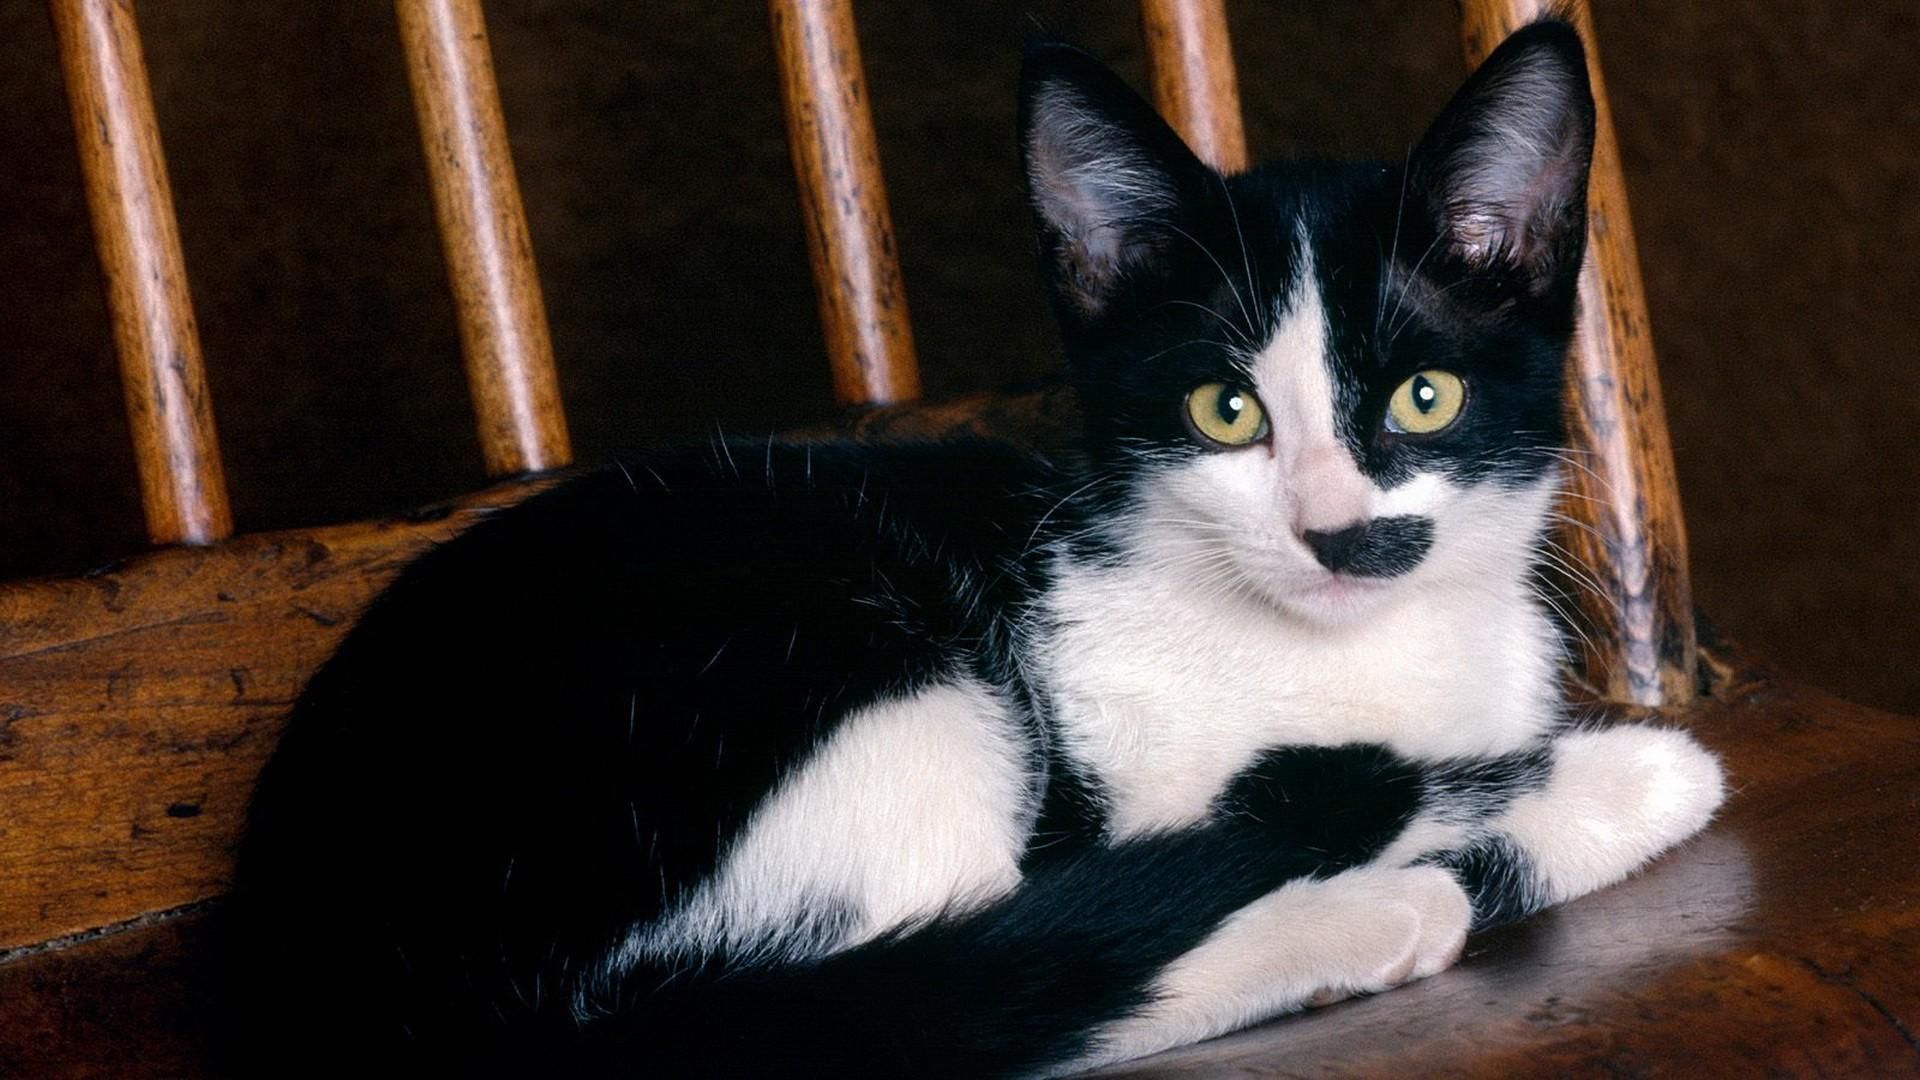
left=1042, top=265, right=1562, bottom=836
left=1070, top=865, right=1470, bottom=1072
left=1493, top=725, right=1726, bottom=903
left=633, top=680, right=1034, bottom=962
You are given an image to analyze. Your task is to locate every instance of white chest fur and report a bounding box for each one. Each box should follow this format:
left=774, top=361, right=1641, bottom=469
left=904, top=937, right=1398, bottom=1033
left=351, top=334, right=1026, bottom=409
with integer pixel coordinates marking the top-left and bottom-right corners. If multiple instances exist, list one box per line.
left=1038, top=555, right=1562, bottom=837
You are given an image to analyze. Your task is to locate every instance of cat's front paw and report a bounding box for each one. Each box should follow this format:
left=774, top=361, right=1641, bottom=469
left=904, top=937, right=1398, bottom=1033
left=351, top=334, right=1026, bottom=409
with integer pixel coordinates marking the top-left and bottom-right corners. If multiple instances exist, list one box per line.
left=1501, top=724, right=1726, bottom=905
left=1301, top=864, right=1470, bottom=1006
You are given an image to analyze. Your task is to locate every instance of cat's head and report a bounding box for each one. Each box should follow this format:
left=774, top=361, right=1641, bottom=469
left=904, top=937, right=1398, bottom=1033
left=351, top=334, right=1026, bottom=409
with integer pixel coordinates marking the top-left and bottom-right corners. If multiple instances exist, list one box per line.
left=1021, top=21, right=1594, bottom=624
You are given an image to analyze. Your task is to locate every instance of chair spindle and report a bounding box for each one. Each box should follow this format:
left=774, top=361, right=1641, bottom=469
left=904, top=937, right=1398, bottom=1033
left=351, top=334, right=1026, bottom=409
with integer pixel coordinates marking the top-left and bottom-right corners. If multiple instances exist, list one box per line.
left=770, top=0, right=921, bottom=407
left=1460, top=0, right=1698, bottom=707
left=49, top=0, right=232, bottom=546
left=397, top=0, right=572, bottom=477
left=1140, top=0, right=1249, bottom=173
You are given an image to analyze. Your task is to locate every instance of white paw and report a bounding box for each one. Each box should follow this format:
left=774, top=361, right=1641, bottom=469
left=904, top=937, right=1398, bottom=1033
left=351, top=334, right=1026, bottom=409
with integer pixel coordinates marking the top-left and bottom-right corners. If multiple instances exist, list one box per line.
left=1501, top=725, right=1726, bottom=904
left=1087, top=867, right=1473, bottom=1068
left=1303, top=864, right=1470, bottom=1006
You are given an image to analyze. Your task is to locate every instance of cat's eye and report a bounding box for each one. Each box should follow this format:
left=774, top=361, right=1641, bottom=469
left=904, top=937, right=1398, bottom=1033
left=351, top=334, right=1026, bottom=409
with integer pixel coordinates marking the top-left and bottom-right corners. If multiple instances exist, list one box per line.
left=1184, top=382, right=1270, bottom=448
left=1385, top=371, right=1466, bottom=436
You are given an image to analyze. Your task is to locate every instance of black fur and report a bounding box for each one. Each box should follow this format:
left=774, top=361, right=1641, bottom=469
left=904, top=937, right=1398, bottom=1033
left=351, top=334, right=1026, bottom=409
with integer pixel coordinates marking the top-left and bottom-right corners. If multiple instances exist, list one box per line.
left=225, top=21, right=1598, bottom=1078
left=1021, top=28, right=1590, bottom=505
left=1428, top=835, right=1549, bottom=932
left=227, top=443, right=1053, bottom=1069
left=1302, top=516, right=1435, bottom=577
left=1418, top=750, right=1556, bottom=930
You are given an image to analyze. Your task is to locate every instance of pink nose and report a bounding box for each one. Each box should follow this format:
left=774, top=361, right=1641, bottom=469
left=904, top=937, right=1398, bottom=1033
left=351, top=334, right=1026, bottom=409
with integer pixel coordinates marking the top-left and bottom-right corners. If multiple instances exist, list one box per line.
left=1290, top=443, right=1371, bottom=537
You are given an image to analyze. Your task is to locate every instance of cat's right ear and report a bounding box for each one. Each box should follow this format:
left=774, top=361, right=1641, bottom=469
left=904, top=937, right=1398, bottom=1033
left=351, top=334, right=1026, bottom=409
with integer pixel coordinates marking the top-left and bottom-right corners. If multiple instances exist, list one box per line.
left=1020, top=43, right=1211, bottom=323
left=1405, top=20, right=1596, bottom=299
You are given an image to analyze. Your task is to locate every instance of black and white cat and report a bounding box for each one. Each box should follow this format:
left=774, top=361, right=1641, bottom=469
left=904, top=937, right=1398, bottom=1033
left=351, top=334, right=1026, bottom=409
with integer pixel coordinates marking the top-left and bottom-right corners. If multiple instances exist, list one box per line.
left=227, top=20, right=1723, bottom=1078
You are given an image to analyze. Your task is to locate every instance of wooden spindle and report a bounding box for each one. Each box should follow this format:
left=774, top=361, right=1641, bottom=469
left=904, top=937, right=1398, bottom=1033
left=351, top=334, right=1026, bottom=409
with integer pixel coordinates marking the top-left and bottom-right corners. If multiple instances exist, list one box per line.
left=397, top=0, right=571, bottom=476
left=1459, top=0, right=1697, bottom=706
left=1140, top=0, right=1248, bottom=173
left=50, top=0, right=232, bottom=546
left=770, top=0, right=921, bottom=406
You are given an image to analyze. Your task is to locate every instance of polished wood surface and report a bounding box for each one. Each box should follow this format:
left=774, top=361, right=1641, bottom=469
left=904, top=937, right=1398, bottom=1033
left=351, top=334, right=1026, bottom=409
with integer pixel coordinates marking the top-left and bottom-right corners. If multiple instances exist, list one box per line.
left=1139, top=0, right=1248, bottom=172
left=6, top=660, right=1917, bottom=1077
left=0, top=479, right=553, bottom=950
left=49, top=0, right=232, bottom=546
left=0, top=909, right=216, bottom=1079
left=1460, top=0, right=1698, bottom=708
left=397, top=0, right=572, bottom=476
left=770, top=0, right=922, bottom=406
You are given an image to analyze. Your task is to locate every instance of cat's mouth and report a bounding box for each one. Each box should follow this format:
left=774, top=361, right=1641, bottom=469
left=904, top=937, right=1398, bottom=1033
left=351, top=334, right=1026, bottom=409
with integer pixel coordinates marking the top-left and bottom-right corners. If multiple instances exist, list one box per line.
left=1272, top=569, right=1402, bottom=623
left=1212, top=541, right=1407, bottom=622
left=1299, top=571, right=1396, bottom=602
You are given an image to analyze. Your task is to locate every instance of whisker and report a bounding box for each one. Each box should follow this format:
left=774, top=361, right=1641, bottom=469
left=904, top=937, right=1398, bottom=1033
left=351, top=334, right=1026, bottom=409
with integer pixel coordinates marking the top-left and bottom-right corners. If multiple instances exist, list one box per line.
left=1164, top=221, right=1259, bottom=346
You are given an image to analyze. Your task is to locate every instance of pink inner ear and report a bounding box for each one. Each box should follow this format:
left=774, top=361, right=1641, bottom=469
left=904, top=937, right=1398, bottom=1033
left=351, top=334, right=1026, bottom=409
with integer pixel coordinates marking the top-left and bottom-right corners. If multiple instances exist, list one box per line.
left=1441, top=135, right=1590, bottom=272
left=1409, top=27, right=1594, bottom=288
left=1026, top=93, right=1177, bottom=307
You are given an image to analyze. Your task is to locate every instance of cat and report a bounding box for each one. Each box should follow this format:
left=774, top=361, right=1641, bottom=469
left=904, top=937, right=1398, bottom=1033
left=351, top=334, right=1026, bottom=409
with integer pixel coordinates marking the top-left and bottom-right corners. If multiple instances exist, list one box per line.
left=224, top=19, right=1724, bottom=1079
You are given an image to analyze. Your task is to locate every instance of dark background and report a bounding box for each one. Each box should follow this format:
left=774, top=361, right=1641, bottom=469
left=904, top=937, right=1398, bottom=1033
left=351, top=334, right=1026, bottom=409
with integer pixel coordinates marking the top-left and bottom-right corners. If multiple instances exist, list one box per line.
left=1, top=3, right=1915, bottom=712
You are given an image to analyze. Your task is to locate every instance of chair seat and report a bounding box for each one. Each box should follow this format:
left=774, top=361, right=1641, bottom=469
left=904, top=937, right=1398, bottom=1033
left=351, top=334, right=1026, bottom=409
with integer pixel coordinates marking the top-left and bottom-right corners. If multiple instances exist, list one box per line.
left=4, top=652, right=1916, bottom=1077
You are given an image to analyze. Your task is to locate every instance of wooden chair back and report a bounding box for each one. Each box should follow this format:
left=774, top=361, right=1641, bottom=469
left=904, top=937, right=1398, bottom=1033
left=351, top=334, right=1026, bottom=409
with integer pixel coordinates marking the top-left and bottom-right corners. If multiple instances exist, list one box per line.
left=2, top=0, right=1687, bottom=965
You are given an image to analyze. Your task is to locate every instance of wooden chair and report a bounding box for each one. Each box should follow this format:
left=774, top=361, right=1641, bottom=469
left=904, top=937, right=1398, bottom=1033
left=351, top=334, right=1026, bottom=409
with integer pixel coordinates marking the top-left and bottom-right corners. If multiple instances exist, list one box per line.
left=3, top=1, right=1915, bottom=1074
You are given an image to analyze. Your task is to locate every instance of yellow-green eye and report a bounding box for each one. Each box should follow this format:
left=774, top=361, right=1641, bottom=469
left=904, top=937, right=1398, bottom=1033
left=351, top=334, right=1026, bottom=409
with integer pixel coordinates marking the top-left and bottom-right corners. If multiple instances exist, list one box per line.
left=1185, top=382, right=1270, bottom=447
left=1386, top=370, right=1466, bottom=435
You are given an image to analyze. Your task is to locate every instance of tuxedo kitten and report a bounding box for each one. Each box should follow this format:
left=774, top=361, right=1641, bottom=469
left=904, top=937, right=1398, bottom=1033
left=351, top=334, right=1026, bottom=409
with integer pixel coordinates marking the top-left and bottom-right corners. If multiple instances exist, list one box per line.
left=226, top=20, right=1723, bottom=1078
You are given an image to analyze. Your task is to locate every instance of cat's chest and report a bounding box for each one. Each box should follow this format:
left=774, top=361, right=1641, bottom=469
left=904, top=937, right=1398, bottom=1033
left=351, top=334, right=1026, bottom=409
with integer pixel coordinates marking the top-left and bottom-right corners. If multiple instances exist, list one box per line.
left=1035, top=561, right=1560, bottom=836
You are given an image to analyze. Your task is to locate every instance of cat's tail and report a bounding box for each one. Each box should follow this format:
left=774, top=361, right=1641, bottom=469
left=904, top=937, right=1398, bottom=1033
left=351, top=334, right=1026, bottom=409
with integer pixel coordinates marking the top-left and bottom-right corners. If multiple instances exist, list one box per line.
left=572, top=824, right=1347, bottom=1079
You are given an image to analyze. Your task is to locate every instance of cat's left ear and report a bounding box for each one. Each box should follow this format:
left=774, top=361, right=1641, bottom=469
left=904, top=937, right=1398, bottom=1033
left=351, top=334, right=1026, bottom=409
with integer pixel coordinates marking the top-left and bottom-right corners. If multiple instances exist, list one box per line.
left=1408, top=20, right=1597, bottom=297
left=1020, top=42, right=1213, bottom=322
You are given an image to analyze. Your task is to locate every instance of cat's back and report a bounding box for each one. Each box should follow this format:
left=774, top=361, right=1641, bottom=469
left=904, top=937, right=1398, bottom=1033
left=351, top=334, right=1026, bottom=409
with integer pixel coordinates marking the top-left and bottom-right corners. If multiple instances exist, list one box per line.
left=225, top=437, right=1055, bottom=1068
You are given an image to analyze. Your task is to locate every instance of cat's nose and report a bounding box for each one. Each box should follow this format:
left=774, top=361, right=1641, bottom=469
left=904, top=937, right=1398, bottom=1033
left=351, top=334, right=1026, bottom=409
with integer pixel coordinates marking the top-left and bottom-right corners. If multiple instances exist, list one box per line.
left=1290, top=443, right=1372, bottom=536
left=1301, top=521, right=1370, bottom=573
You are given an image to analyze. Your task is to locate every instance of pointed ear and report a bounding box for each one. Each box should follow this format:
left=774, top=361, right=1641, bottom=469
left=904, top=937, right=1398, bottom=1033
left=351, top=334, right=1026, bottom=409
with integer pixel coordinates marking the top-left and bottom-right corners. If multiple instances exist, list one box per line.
left=1020, top=42, right=1212, bottom=319
left=1408, top=20, right=1596, bottom=296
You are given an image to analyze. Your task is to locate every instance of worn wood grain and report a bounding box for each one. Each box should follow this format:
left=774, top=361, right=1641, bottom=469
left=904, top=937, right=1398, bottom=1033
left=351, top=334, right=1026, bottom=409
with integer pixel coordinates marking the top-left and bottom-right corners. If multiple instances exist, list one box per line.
left=0, top=479, right=553, bottom=951
left=827, top=384, right=1078, bottom=447
left=49, top=0, right=232, bottom=546
left=397, top=0, right=572, bottom=477
left=6, top=664, right=1918, bottom=1077
left=1140, top=0, right=1248, bottom=172
left=770, top=0, right=921, bottom=406
left=0, top=908, right=217, bottom=1080
left=0, top=385, right=1075, bottom=954
left=1458, top=0, right=1698, bottom=707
